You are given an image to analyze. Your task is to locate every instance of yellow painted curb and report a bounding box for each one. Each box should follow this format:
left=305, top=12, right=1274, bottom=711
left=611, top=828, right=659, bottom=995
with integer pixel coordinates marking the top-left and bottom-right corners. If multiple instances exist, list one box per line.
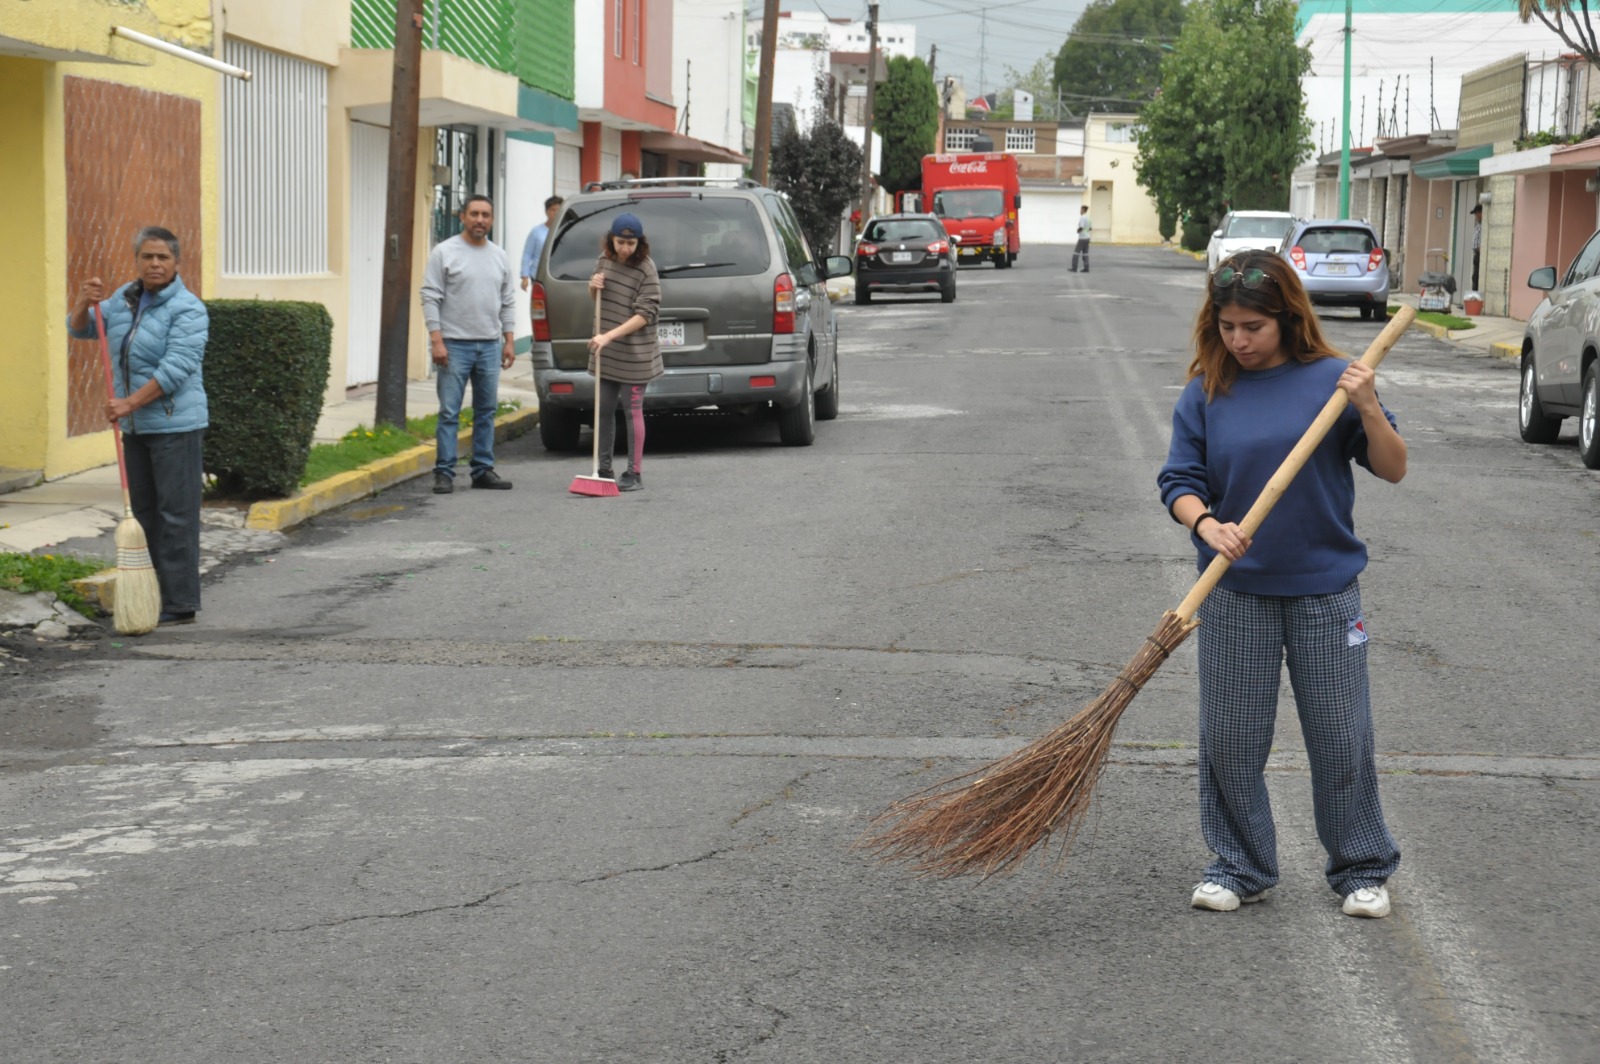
left=245, top=407, right=539, bottom=533
left=1491, top=341, right=1520, bottom=361
left=1410, top=319, right=1450, bottom=340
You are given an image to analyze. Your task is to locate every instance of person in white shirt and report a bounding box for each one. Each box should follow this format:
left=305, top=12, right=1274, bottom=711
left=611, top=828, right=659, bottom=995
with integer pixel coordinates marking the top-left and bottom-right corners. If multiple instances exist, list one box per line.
left=1071, top=205, right=1092, bottom=273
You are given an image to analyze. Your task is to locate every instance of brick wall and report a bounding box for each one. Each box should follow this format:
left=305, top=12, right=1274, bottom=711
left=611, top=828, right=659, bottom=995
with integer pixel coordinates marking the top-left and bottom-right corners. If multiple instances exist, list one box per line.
left=63, top=76, right=202, bottom=438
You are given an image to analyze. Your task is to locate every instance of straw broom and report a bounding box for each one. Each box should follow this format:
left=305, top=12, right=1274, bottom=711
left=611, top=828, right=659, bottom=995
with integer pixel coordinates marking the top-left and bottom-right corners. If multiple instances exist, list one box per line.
left=94, top=304, right=161, bottom=636
left=864, top=307, right=1416, bottom=879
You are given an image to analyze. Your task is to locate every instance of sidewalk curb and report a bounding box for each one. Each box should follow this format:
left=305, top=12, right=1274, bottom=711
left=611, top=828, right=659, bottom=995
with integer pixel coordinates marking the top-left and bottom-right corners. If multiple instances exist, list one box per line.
left=1490, top=340, right=1520, bottom=361
left=246, top=407, right=540, bottom=532
left=68, top=408, right=539, bottom=615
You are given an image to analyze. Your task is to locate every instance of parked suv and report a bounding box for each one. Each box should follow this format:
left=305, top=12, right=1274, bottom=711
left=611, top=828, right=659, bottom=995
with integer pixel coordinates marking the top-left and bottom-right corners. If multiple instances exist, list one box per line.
left=853, top=213, right=957, bottom=304
left=1279, top=219, right=1390, bottom=320
left=1518, top=239, right=1600, bottom=468
left=530, top=178, right=854, bottom=448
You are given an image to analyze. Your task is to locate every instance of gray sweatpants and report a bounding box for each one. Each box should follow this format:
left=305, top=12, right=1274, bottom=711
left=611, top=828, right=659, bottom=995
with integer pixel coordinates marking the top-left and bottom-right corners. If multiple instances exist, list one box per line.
left=123, top=428, right=204, bottom=615
left=1195, top=580, right=1400, bottom=896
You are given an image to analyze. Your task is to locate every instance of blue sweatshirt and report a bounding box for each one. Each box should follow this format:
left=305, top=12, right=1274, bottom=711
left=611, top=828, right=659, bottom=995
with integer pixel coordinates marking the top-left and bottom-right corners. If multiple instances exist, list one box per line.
left=1157, top=356, right=1396, bottom=597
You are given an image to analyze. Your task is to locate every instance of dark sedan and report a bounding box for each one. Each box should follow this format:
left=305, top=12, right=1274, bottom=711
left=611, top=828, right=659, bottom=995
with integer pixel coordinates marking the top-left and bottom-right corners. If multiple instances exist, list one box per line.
left=854, top=214, right=956, bottom=305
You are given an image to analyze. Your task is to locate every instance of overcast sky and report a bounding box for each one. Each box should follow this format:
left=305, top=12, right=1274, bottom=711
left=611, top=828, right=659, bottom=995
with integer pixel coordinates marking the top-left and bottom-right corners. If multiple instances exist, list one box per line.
left=750, top=0, right=1088, bottom=102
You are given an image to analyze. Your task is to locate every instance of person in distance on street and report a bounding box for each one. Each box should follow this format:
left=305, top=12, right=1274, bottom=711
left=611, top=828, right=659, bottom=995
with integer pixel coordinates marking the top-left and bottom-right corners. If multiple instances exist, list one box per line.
left=421, top=194, right=518, bottom=494
left=587, top=213, right=662, bottom=492
left=68, top=226, right=208, bottom=627
left=1157, top=250, right=1407, bottom=920
left=1070, top=204, right=1091, bottom=273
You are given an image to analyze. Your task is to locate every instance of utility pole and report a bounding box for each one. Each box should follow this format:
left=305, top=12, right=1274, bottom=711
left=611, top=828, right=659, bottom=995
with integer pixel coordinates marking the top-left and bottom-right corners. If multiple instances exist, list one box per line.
left=859, top=2, right=880, bottom=223
left=752, top=0, right=780, bottom=184
left=1338, top=0, right=1352, bottom=219
left=375, top=0, right=424, bottom=430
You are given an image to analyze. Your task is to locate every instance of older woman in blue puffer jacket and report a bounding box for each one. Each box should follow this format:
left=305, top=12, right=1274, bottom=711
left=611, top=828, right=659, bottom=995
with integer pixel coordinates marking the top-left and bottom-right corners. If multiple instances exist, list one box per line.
left=68, top=226, right=209, bottom=627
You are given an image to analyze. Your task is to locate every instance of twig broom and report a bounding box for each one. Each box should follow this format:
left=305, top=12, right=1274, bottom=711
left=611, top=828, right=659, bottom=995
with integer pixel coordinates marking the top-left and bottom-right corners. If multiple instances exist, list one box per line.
left=93, top=304, right=161, bottom=636
left=864, top=307, right=1416, bottom=879
left=570, top=287, right=620, bottom=498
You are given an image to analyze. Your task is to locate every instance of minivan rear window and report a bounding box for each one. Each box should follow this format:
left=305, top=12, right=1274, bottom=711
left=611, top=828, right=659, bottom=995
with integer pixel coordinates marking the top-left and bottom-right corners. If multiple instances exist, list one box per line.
left=1296, top=227, right=1376, bottom=255
left=547, top=197, right=771, bottom=280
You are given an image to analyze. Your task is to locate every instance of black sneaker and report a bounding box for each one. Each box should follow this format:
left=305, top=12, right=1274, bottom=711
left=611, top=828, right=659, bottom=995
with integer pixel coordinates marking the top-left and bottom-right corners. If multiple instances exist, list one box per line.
left=597, top=466, right=615, bottom=481
left=471, top=470, right=513, bottom=490
left=617, top=470, right=643, bottom=492
left=158, top=611, right=196, bottom=627
left=432, top=472, right=454, bottom=494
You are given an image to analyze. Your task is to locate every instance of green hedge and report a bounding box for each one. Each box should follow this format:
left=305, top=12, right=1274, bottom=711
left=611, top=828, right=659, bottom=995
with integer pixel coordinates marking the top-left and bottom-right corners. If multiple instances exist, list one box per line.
left=1180, top=219, right=1213, bottom=253
left=202, top=300, right=333, bottom=498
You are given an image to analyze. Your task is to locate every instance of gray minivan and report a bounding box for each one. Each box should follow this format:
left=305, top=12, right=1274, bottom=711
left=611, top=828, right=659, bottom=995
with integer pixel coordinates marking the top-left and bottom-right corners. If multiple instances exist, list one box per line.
left=529, top=178, right=854, bottom=448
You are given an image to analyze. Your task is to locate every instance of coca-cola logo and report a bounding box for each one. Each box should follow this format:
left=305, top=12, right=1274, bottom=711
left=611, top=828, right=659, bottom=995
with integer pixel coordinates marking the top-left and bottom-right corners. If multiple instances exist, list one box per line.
left=948, top=161, right=989, bottom=174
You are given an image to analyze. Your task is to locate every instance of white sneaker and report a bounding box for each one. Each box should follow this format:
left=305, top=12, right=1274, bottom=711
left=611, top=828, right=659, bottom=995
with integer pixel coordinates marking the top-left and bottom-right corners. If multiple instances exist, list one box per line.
left=1342, top=885, right=1391, bottom=918
left=1191, top=881, right=1267, bottom=912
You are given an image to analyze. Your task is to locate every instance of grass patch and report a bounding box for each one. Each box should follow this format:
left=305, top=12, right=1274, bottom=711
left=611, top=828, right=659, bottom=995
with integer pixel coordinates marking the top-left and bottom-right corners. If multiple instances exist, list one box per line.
left=1391, top=306, right=1475, bottom=331
left=297, top=401, right=520, bottom=487
left=0, top=552, right=106, bottom=615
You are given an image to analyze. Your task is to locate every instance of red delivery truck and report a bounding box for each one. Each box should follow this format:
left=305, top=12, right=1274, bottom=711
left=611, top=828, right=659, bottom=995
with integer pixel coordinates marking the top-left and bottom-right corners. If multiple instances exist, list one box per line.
left=921, top=152, right=1021, bottom=269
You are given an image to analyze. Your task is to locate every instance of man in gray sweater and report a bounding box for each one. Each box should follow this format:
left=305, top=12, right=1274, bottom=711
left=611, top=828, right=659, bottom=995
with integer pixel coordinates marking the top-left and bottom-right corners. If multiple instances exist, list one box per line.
left=421, top=194, right=519, bottom=493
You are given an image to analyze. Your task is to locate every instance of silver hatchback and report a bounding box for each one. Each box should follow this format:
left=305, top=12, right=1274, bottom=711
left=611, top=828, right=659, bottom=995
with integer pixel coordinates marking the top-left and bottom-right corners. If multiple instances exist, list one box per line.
left=529, top=178, right=853, bottom=448
left=1518, top=232, right=1600, bottom=468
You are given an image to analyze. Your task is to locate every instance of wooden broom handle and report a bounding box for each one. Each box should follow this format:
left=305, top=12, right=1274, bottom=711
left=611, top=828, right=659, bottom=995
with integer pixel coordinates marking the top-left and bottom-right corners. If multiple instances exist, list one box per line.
left=93, top=304, right=135, bottom=509
left=590, top=284, right=604, bottom=476
left=1173, top=305, right=1415, bottom=622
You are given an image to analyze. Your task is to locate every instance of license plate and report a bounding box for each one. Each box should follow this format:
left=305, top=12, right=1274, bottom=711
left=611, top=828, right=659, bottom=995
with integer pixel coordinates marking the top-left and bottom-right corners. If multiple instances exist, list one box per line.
left=658, top=321, right=685, bottom=347
left=1323, top=263, right=1349, bottom=275
left=959, top=247, right=976, bottom=257
left=891, top=252, right=914, bottom=263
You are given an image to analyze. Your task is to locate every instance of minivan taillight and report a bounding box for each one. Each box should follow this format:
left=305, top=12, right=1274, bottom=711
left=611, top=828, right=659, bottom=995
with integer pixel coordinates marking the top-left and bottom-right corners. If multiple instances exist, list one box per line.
left=927, top=240, right=948, bottom=255
left=1367, top=249, right=1385, bottom=272
left=1290, top=246, right=1307, bottom=270
left=858, top=242, right=879, bottom=258
left=531, top=282, right=550, bottom=342
left=773, top=273, right=796, bottom=334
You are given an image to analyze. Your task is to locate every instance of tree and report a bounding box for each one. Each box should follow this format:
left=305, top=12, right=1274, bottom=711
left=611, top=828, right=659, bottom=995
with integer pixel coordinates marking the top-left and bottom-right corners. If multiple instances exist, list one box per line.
left=1135, top=0, right=1311, bottom=242
left=874, top=55, right=939, bottom=196
left=1518, top=1, right=1600, bottom=71
left=1054, top=0, right=1185, bottom=115
left=771, top=112, right=864, bottom=259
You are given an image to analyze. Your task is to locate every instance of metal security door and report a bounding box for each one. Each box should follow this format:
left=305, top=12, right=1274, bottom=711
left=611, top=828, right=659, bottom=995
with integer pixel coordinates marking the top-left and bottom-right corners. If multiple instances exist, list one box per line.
left=347, top=121, right=388, bottom=387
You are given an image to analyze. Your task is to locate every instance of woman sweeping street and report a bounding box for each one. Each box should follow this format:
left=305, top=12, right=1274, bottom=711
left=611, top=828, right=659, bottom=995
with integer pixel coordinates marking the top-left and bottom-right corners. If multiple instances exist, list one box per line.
left=1157, top=250, right=1407, bottom=919
left=587, top=213, right=662, bottom=492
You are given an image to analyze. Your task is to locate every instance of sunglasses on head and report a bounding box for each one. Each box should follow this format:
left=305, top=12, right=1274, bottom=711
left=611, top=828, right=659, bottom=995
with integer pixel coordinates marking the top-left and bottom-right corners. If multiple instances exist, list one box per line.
left=1212, top=265, right=1277, bottom=290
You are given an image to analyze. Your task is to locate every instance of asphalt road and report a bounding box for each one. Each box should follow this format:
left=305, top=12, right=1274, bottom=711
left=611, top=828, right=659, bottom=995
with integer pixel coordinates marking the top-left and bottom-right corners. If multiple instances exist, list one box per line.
left=5, top=246, right=1598, bottom=1063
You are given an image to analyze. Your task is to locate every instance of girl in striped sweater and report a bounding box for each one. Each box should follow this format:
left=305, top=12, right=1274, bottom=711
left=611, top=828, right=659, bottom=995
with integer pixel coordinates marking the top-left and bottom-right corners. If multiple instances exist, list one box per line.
left=588, top=213, right=663, bottom=491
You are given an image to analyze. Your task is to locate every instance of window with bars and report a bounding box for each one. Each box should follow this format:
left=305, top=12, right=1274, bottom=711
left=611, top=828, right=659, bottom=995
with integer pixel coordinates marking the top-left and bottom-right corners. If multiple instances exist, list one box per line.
left=614, top=0, right=623, bottom=56
left=944, top=127, right=979, bottom=151
left=1004, top=128, right=1036, bottom=152
left=631, top=0, right=641, bottom=63
left=221, top=38, right=328, bottom=276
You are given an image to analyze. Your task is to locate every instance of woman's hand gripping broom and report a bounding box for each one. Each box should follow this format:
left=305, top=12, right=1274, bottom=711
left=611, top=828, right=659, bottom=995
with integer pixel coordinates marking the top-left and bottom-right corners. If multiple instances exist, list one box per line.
left=862, top=307, right=1417, bottom=879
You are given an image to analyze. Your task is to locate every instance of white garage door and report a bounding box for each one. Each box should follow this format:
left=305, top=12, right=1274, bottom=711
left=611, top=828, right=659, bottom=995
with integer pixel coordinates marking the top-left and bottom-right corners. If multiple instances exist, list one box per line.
left=1022, top=189, right=1085, bottom=245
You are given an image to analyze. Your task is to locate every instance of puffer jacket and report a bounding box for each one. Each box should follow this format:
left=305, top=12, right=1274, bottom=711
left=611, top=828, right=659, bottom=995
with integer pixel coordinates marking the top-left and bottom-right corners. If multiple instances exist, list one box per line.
left=67, top=276, right=209, bottom=434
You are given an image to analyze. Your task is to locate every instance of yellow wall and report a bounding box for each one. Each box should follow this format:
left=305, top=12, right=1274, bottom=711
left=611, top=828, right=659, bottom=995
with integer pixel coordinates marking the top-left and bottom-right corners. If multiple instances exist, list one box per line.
left=0, top=60, right=52, bottom=473
left=1, top=0, right=222, bottom=478
left=224, top=0, right=349, bottom=70
left=1085, top=116, right=1164, bottom=245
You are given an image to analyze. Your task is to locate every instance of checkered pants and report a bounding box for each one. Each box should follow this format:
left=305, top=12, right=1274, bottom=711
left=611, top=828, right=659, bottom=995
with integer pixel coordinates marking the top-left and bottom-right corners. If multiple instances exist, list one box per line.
left=1196, top=580, right=1401, bottom=896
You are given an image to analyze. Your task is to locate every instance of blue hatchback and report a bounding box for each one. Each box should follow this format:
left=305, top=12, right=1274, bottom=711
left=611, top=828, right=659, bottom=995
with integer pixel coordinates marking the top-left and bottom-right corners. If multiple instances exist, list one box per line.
left=1279, top=219, right=1391, bottom=321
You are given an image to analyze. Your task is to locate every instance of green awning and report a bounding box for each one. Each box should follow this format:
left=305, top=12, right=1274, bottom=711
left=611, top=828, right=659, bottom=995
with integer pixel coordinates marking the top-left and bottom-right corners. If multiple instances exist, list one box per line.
left=1412, top=143, right=1493, bottom=180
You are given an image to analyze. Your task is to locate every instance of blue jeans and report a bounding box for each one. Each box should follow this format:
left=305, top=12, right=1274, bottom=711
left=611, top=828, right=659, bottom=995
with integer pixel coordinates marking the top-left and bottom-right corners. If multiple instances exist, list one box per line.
left=434, top=339, right=500, bottom=479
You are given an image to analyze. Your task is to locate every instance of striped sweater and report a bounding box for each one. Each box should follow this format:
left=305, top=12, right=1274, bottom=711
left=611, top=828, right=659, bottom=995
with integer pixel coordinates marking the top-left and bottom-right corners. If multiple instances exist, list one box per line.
left=590, top=255, right=663, bottom=384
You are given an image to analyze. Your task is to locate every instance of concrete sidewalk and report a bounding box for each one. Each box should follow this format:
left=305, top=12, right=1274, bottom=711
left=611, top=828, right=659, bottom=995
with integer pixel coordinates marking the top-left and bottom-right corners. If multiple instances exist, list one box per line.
left=0, top=356, right=541, bottom=556
left=1389, top=292, right=1523, bottom=360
